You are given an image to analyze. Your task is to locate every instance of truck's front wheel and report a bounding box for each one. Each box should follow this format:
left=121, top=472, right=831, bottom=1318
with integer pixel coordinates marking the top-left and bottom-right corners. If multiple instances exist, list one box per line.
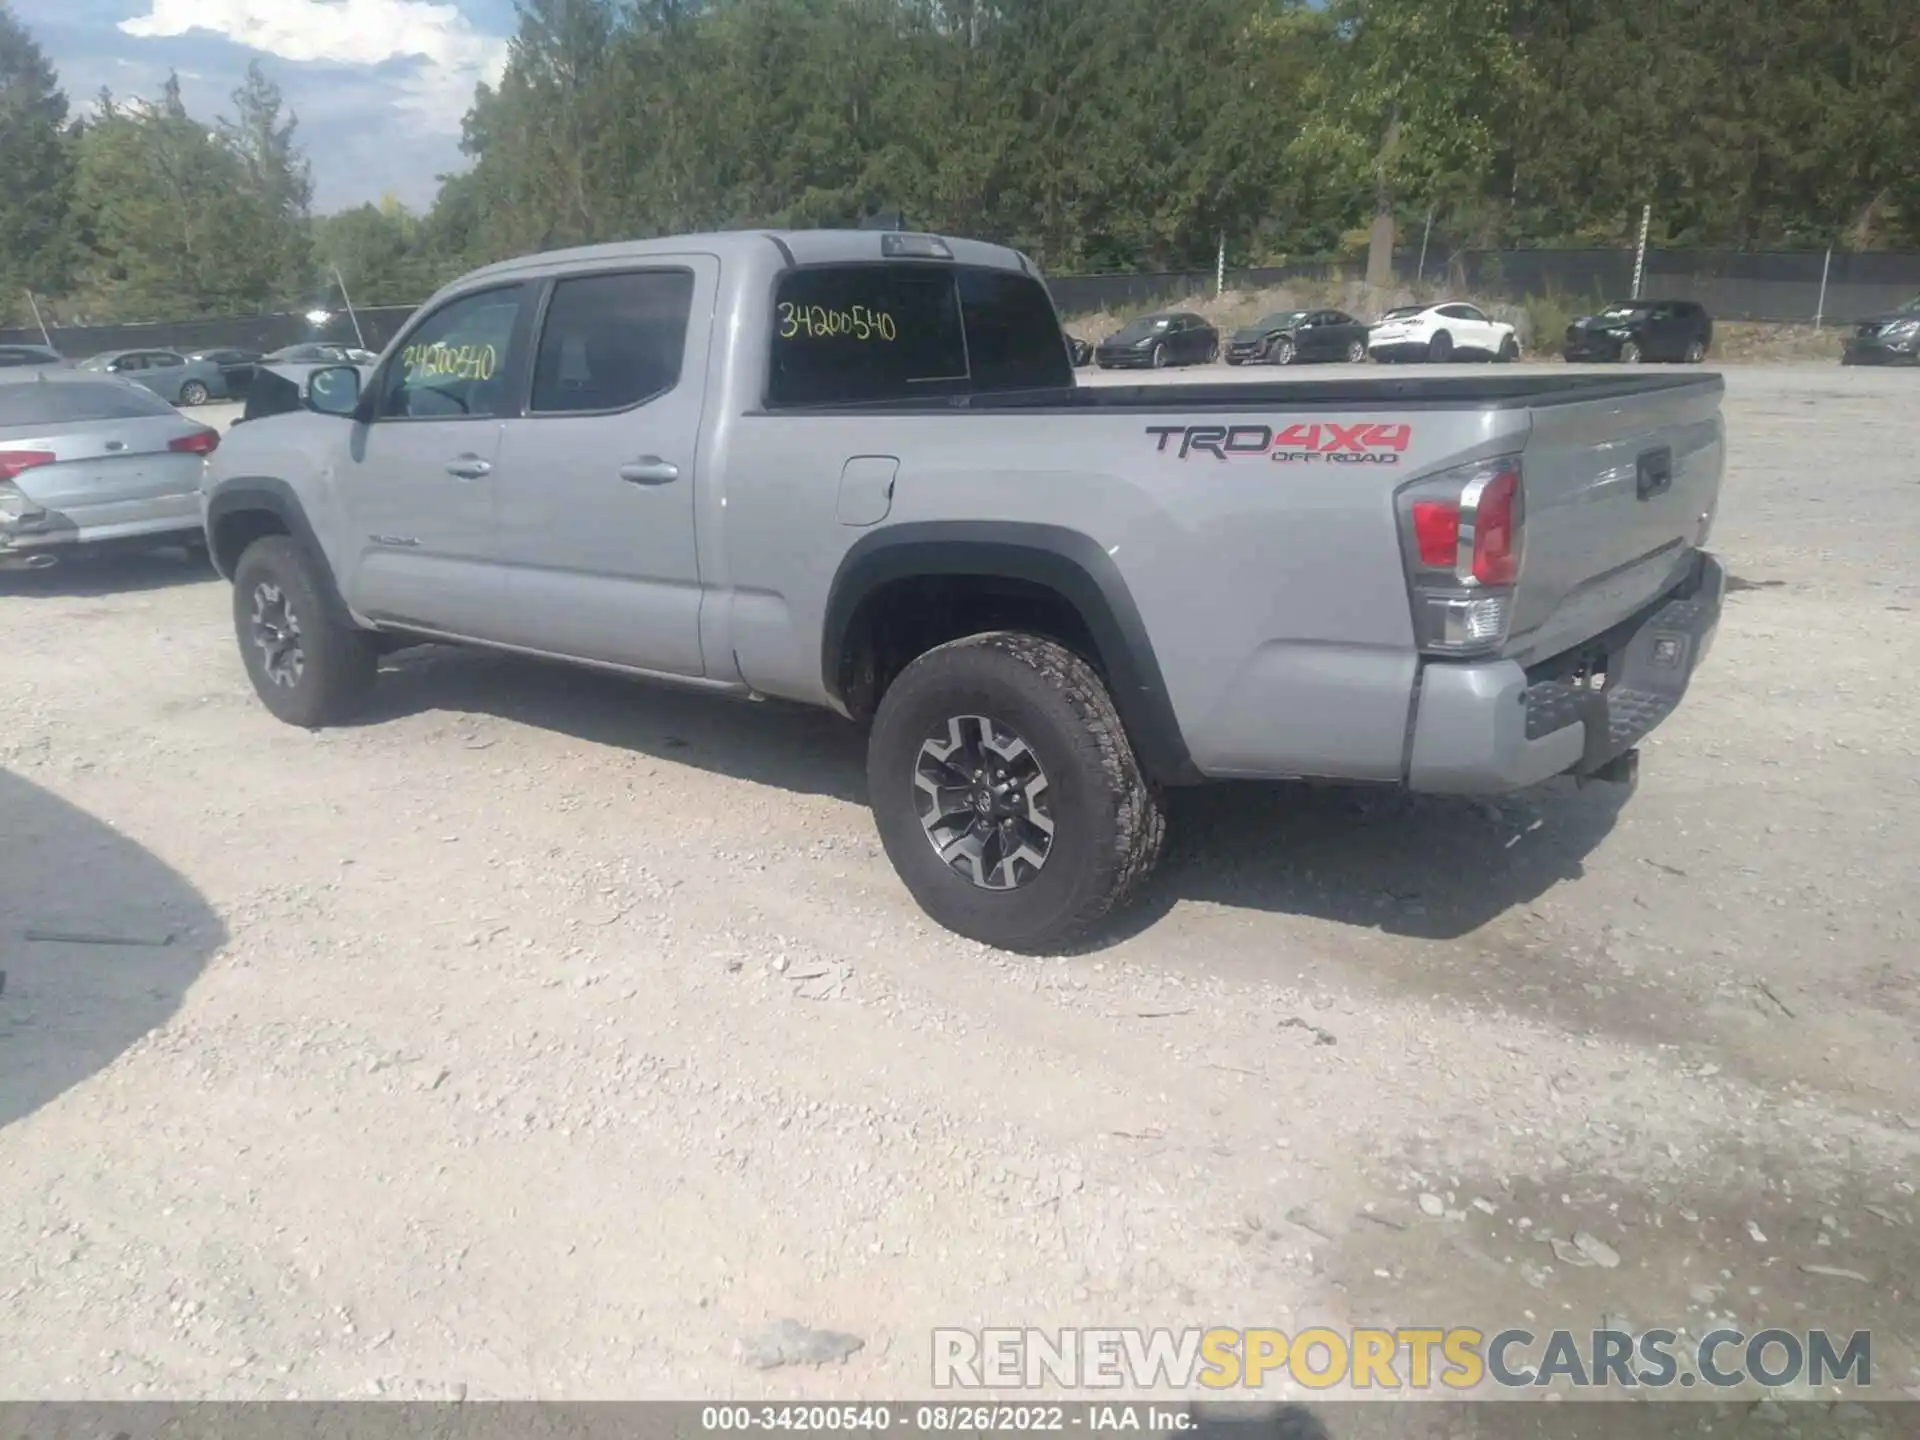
left=232, top=535, right=376, bottom=728
left=867, top=633, right=1166, bottom=953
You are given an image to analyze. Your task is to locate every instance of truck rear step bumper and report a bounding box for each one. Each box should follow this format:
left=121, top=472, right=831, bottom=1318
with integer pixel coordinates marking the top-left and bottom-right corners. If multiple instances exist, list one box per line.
left=1407, top=551, right=1724, bottom=794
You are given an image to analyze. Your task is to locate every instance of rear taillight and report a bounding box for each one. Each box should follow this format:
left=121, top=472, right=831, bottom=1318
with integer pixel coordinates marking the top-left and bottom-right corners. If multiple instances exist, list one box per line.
left=170, top=428, right=220, bottom=455
left=0, top=449, right=56, bottom=482
left=1395, top=456, right=1526, bottom=657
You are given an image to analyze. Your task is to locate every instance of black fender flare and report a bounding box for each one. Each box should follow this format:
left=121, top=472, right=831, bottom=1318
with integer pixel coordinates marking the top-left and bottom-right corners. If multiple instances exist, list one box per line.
left=204, top=478, right=354, bottom=623
left=821, top=521, right=1201, bottom=786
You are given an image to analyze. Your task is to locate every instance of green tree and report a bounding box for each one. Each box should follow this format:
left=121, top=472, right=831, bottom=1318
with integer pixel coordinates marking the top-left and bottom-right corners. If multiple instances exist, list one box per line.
left=70, top=77, right=289, bottom=319
left=219, top=62, right=315, bottom=297
left=0, top=0, right=75, bottom=319
left=313, top=199, right=434, bottom=305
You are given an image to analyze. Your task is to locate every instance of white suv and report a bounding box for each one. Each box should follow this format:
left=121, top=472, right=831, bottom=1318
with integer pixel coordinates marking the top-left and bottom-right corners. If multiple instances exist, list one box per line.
left=1369, top=302, right=1519, bottom=364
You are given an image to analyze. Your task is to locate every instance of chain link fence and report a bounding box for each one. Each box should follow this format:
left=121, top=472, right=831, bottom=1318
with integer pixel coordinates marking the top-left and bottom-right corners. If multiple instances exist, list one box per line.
left=7, top=250, right=1918, bottom=357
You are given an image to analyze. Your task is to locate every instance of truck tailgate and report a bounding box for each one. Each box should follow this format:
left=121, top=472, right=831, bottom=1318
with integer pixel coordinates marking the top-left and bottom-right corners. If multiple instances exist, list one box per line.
left=1507, top=374, right=1723, bottom=664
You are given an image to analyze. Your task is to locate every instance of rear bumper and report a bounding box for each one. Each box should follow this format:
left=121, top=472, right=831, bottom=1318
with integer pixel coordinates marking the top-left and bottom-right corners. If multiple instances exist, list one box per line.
left=0, top=503, right=203, bottom=569
left=1368, top=341, right=1429, bottom=361
left=1406, top=551, right=1724, bottom=793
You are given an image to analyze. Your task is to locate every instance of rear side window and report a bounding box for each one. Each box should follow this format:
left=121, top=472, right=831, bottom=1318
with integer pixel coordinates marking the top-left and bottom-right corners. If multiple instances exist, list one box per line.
left=531, top=269, right=694, bottom=414
left=957, top=269, right=1074, bottom=393
left=0, top=379, right=176, bottom=425
left=767, top=263, right=1070, bottom=406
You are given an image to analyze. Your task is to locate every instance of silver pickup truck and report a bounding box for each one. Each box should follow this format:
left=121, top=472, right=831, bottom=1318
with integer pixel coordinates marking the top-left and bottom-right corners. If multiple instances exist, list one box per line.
left=200, top=229, right=1725, bottom=951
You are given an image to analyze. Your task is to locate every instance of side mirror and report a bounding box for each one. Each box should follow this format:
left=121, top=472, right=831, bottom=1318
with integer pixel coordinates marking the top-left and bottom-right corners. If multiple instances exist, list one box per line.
left=305, top=365, right=363, bottom=417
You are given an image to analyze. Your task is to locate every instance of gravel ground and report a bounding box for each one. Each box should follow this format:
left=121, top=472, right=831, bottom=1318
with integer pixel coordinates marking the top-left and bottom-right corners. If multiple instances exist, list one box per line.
left=1, top=364, right=1916, bottom=1402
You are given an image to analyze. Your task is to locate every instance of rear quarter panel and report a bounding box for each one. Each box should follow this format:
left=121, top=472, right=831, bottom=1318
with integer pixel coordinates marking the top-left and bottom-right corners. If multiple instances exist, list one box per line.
left=713, top=402, right=1528, bottom=781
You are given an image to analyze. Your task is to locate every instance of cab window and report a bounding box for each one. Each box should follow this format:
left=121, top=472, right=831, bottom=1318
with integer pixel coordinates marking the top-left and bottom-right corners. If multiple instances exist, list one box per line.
left=380, top=286, right=526, bottom=420
left=767, top=262, right=1071, bottom=407
left=530, top=269, right=694, bottom=414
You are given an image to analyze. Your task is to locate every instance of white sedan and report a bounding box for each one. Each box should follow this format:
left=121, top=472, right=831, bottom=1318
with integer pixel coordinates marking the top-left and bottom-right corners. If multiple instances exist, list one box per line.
left=1368, top=302, right=1519, bottom=363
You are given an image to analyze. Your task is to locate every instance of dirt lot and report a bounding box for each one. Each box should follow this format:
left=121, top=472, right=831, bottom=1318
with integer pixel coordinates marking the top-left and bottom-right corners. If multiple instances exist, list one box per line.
left=2, top=363, right=1917, bottom=1403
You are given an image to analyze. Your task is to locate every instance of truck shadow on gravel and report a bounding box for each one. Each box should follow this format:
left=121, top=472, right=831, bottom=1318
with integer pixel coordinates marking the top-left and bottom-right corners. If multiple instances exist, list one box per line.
left=0, top=769, right=226, bottom=1132
left=1105, top=779, right=1626, bottom=944
left=363, top=647, right=1624, bottom=944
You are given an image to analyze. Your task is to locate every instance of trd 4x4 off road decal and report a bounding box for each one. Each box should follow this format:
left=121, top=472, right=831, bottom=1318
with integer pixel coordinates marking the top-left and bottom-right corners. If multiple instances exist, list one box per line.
left=1146, top=422, right=1414, bottom=464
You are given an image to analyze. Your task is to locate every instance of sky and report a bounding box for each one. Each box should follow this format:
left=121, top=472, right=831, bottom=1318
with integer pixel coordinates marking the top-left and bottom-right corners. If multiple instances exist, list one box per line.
left=18, top=0, right=517, bottom=213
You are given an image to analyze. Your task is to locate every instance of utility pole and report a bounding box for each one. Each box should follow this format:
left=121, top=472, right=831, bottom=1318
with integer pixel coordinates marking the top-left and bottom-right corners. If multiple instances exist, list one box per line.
left=332, top=265, right=367, bottom=350
left=1416, top=208, right=1435, bottom=286
left=1216, top=230, right=1227, bottom=296
left=1814, top=245, right=1833, bottom=328
left=24, top=291, right=54, bottom=349
left=1632, top=202, right=1652, bottom=299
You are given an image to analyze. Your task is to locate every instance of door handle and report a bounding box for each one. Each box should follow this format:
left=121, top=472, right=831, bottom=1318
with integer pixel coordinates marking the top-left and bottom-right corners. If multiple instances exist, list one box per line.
left=619, top=457, right=680, bottom=486
left=445, top=455, right=492, bottom=480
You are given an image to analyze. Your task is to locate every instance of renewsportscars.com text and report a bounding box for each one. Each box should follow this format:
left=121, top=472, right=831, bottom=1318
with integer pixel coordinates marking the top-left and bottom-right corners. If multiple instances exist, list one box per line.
left=931, top=1326, right=1872, bottom=1391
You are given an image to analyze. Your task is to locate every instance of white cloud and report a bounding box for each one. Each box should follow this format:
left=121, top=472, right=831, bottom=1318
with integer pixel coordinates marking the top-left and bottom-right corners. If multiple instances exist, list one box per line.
left=118, top=0, right=508, bottom=130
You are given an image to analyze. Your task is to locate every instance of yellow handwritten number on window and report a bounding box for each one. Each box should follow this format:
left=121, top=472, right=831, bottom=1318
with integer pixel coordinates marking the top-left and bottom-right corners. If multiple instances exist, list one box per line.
left=777, top=300, right=897, bottom=343
left=402, top=341, right=499, bottom=382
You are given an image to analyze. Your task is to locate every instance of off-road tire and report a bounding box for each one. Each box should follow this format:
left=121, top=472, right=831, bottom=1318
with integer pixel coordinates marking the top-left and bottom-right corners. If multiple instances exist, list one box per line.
left=1427, top=331, right=1454, bottom=362
left=179, top=380, right=210, bottom=407
left=867, top=632, right=1167, bottom=953
left=232, top=535, right=376, bottom=728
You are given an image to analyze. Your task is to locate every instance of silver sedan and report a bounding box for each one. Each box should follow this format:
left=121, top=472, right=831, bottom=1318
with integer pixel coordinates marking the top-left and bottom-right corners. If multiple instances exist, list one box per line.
left=0, top=369, right=220, bottom=572
left=76, top=348, right=232, bottom=407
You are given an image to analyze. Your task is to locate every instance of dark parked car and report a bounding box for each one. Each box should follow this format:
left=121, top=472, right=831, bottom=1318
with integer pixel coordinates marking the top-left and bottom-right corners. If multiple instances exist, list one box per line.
left=1065, top=333, right=1094, bottom=367
left=0, top=344, right=64, bottom=368
left=1225, top=309, right=1369, bottom=366
left=1841, top=293, right=1920, bottom=366
left=1094, top=311, right=1219, bottom=370
left=190, top=348, right=264, bottom=397
left=1562, top=299, right=1712, bottom=363
left=75, top=349, right=232, bottom=406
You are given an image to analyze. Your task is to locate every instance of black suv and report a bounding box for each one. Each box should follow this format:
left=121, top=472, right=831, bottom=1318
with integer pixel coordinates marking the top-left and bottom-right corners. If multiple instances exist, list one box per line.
left=1841, top=294, right=1919, bottom=366
left=1563, top=300, right=1712, bottom=363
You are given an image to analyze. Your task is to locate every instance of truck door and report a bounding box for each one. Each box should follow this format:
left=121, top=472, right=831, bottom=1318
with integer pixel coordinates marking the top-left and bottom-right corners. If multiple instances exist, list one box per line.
left=332, top=282, right=531, bottom=638
left=488, top=258, right=717, bottom=676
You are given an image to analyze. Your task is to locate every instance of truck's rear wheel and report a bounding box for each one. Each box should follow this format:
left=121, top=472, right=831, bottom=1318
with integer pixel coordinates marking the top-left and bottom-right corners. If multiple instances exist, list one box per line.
left=867, top=632, right=1166, bottom=953
left=232, top=535, right=376, bottom=728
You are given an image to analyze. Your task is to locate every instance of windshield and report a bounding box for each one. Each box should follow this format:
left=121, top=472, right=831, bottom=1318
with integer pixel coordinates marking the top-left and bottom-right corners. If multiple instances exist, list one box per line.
left=1111, top=316, right=1171, bottom=343
left=0, top=376, right=176, bottom=425
left=1378, top=306, right=1424, bottom=321
left=1255, top=312, right=1307, bottom=329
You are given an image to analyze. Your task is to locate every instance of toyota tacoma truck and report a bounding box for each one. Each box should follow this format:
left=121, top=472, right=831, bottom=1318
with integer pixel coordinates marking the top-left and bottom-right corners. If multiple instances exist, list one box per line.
left=199, top=229, right=1726, bottom=952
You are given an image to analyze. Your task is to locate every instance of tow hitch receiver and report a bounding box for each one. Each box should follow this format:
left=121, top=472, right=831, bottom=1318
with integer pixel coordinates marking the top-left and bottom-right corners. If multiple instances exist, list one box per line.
left=1583, top=747, right=1640, bottom=788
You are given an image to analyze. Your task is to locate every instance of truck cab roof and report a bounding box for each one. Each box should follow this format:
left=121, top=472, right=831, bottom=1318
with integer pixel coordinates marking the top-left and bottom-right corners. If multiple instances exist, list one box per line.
left=455, top=229, right=1035, bottom=293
